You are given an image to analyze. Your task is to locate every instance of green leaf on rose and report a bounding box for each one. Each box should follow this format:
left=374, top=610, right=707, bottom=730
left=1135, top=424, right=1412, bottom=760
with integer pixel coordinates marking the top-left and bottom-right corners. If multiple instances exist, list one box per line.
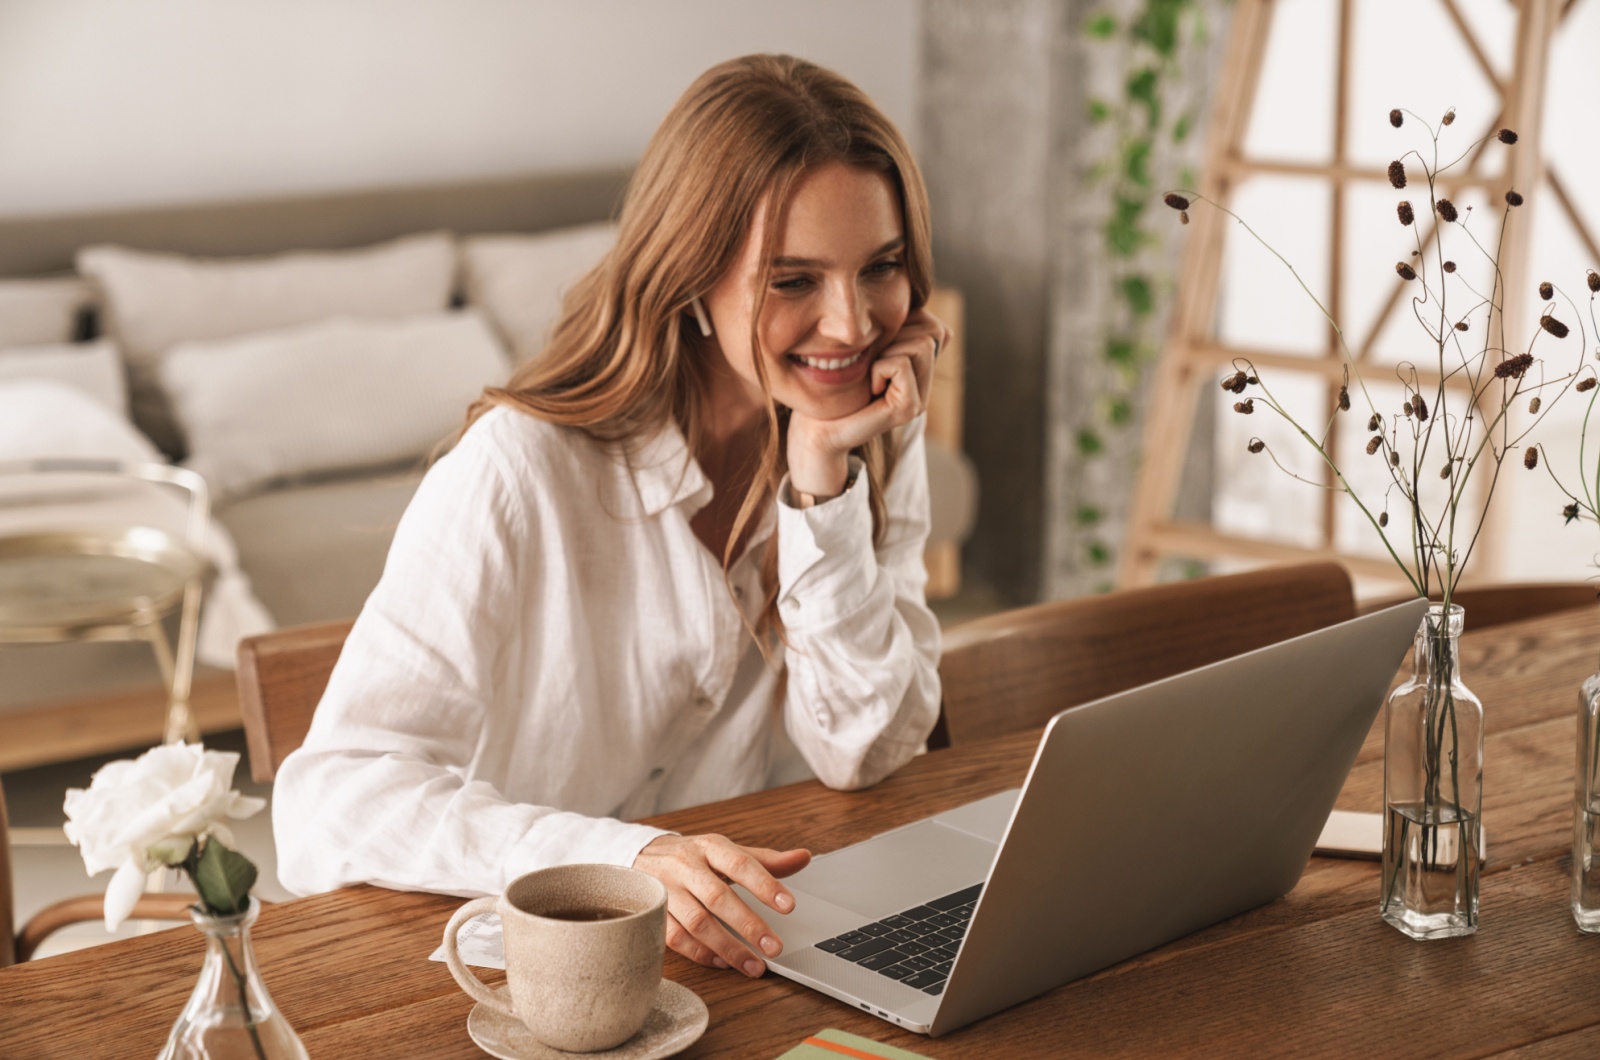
left=194, top=838, right=257, bottom=916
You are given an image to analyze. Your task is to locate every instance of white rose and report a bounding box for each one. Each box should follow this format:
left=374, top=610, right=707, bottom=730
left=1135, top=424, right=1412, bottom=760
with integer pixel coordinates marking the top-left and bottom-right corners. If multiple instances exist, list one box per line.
left=63, top=742, right=266, bottom=930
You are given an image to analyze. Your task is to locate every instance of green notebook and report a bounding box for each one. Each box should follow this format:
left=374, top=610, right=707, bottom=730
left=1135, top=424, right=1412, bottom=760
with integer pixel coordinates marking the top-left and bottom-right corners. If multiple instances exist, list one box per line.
left=775, top=1027, right=940, bottom=1060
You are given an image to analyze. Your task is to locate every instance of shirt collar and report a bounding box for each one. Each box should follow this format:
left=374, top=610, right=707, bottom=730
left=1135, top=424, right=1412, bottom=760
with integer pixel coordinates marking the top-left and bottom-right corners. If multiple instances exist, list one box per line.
left=626, top=419, right=711, bottom=517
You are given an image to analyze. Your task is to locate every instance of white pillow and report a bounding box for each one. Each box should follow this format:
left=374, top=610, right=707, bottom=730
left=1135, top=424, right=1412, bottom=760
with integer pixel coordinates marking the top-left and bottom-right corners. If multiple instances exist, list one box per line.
left=0, top=276, right=95, bottom=347
left=0, top=380, right=162, bottom=506
left=460, top=223, right=617, bottom=362
left=0, top=340, right=126, bottom=414
left=160, top=310, right=509, bottom=500
left=78, top=232, right=457, bottom=455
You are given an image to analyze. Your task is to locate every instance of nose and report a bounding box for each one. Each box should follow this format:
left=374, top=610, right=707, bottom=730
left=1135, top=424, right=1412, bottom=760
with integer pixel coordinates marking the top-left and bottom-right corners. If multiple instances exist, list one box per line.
left=816, top=278, right=871, bottom=347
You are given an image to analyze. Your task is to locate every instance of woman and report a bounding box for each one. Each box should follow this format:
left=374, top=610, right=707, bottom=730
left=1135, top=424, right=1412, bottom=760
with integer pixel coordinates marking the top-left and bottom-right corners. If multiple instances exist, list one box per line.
left=273, top=54, right=947, bottom=981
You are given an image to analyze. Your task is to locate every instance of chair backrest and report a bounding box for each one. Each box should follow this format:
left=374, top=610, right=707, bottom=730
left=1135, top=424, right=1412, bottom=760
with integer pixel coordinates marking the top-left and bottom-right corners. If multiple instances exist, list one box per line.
left=235, top=619, right=353, bottom=783
left=1361, top=582, right=1595, bottom=630
left=1, top=780, right=16, bottom=967
left=934, top=562, right=1357, bottom=749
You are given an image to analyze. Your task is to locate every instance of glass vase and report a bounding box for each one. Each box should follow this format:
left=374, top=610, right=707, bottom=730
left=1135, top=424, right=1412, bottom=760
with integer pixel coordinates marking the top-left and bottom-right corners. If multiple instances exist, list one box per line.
left=1380, top=603, right=1483, bottom=939
left=1573, top=668, right=1600, bottom=931
left=158, top=901, right=308, bottom=1060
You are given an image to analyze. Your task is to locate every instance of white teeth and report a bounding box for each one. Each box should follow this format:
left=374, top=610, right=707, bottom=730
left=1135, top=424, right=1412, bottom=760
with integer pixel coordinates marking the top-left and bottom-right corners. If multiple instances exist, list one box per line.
left=797, top=350, right=866, bottom=370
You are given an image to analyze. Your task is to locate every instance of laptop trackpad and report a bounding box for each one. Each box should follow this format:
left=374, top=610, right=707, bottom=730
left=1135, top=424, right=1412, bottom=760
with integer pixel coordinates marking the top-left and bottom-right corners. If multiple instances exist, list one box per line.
left=788, top=819, right=999, bottom=921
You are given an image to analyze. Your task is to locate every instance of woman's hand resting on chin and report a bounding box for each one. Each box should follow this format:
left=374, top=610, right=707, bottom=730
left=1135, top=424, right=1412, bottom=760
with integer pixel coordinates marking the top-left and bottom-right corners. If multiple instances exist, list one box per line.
left=786, top=306, right=948, bottom=499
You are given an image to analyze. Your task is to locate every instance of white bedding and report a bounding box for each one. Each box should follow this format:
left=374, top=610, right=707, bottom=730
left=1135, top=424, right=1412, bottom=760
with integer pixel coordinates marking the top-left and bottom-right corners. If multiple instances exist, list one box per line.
left=0, top=381, right=275, bottom=667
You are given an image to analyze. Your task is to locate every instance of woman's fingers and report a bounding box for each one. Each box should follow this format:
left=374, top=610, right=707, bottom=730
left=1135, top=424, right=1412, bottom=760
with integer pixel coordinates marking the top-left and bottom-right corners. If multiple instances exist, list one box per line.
left=634, top=834, right=811, bottom=977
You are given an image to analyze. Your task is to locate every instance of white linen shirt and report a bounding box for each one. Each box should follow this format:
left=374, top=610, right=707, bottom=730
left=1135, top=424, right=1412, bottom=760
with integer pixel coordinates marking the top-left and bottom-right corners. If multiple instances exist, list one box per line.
left=272, top=404, right=941, bottom=897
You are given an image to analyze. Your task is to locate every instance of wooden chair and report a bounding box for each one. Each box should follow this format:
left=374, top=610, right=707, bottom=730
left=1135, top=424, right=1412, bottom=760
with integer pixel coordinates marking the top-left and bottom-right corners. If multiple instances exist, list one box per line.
left=932, top=562, right=1358, bottom=749
left=1360, top=583, right=1595, bottom=630
left=2, top=781, right=193, bottom=966
left=236, top=619, right=353, bottom=784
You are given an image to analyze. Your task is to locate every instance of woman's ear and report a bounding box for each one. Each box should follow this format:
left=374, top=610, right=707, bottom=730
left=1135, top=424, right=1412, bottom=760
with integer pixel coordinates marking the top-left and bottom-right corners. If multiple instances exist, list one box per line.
left=690, top=297, right=714, bottom=338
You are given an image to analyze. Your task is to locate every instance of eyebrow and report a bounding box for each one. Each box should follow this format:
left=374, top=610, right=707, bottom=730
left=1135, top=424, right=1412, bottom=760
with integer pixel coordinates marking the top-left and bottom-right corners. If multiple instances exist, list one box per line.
left=771, top=236, right=905, bottom=269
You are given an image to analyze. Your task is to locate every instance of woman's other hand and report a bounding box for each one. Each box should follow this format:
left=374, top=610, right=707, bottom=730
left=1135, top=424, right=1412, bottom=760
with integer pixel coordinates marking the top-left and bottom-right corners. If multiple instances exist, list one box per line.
left=632, top=834, right=812, bottom=976
left=787, top=306, right=947, bottom=497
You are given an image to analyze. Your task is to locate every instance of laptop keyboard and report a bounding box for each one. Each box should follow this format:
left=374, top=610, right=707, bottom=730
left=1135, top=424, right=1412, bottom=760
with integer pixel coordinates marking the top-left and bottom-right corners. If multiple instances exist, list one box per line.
left=812, top=883, right=983, bottom=996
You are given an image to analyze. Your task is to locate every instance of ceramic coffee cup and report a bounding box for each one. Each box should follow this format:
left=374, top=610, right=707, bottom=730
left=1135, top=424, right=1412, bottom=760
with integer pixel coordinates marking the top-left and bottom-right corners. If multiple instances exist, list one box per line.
left=443, top=864, right=668, bottom=1053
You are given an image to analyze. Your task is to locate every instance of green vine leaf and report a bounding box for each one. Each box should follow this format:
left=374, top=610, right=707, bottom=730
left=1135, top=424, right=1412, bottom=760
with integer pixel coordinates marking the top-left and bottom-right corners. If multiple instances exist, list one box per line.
left=1076, top=429, right=1105, bottom=456
left=1120, top=275, right=1155, bottom=316
left=1126, top=68, right=1161, bottom=129
left=1087, top=98, right=1112, bottom=124
left=1107, top=397, right=1134, bottom=425
left=1085, top=12, right=1118, bottom=38
left=1105, top=337, right=1137, bottom=366
left=1076, top=505, right=1104, bottom=527
left=1107, top=195, right=1147, bottom=257
left=1123, top=138, right=1153, bottom=186
left=1131, top=0, right=1187, bottom=56
left=1173, top=111, right=1194, bottom=144
left=1087, top=541, right=1112, bottom=566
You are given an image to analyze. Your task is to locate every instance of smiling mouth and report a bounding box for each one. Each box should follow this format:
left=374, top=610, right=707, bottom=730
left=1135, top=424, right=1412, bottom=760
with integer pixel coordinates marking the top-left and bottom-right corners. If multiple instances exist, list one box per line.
left=790, top=349, right=869, bottom=371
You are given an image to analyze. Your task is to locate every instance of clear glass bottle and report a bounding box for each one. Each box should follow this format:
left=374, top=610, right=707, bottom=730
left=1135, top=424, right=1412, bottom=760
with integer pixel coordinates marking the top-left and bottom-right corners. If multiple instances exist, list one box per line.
left=159, top=901, right=309, bottom=1060
left=1573, top=669, right=1600, bottom=932
left=1380, top=603, right=1483, bottom=939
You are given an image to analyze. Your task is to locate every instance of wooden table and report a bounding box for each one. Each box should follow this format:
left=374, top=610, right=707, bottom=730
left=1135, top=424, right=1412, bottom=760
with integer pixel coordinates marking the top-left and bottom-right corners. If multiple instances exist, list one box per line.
left=6, top=608, right=1600, bottom=1058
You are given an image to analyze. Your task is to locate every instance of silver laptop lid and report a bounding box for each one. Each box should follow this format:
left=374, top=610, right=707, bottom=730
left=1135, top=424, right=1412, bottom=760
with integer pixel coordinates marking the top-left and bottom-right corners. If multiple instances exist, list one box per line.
left=929, top=597, right=1427, bottom=1035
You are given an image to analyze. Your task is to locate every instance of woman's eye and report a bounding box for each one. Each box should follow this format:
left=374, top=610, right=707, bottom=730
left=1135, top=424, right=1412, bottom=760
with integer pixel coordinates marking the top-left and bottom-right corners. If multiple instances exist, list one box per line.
left=772, top=275, right=814, bottom=292
left=867, top=259, right=905, bottom=277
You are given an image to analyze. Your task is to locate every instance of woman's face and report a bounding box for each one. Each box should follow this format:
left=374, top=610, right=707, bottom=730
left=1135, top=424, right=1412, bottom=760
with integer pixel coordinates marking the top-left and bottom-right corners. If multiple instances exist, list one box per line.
left=702, top=161, right=911, bottom=424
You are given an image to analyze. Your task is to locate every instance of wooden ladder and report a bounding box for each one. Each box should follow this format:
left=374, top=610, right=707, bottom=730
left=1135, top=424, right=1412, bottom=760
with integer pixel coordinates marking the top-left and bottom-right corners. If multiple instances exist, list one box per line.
left=1118, top=0, right=1586, bottom=588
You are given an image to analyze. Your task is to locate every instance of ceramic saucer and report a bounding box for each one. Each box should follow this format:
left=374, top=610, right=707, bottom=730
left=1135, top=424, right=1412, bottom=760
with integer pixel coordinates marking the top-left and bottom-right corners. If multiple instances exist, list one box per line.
left=466, top=979, right=708, bottom=1060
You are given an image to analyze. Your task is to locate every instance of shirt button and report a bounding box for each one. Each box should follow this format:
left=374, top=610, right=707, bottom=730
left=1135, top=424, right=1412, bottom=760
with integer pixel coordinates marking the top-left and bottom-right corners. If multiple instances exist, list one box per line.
left=648, top=767, right=664, bottom=781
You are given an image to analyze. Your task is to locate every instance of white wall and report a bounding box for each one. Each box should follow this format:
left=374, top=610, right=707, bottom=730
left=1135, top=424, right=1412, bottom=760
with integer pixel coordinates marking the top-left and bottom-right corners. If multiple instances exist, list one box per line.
left=0, top=0, right=919, bottom=217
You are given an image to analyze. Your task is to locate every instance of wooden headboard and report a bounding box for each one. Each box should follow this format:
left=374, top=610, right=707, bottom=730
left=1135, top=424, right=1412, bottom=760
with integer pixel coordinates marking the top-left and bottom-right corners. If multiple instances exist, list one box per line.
left=0, top=167, right=634, bottom=278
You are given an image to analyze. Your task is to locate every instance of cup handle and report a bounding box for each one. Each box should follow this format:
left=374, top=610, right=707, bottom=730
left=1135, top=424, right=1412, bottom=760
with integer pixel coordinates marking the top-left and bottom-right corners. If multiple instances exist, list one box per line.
left=443, top=897, right=517, bottom=1018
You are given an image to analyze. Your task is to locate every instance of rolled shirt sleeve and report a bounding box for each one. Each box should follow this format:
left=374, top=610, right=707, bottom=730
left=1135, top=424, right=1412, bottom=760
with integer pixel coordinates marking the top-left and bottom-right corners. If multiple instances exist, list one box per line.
left=776, top=415, right=943, bottom=790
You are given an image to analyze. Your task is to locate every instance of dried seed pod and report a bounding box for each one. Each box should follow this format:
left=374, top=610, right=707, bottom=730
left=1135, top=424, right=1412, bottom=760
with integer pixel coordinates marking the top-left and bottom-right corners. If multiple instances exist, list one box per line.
left=1396, top=262, right=1418, bottom=281
left=1221, top=370, right=1248, bottom=393
left=1494, top=353, right=1534, bottom=379
left=1588, top=270, right=1600, bottom=294
left=1368, top=413, right=1381, bottom=431
left=1442, top=108, right=1455, bottom=126
left=1390, top=109, right=1403, bottom=128
left=1579, top=377, right=1597, bottom=393
left=1366, top=436, right=1383, bottom=455
left=1540, top=281, right=1554, bottom=300
left=1164, top=192, right=1191, bottom=210
left=1180, top=210, right=1190, bottom=225
left=1441, top=463, right=1453, bottom=479
left=1529, top=396, right=1542, bottom=413
left=1338, top=385, right=1351, bottom=411
left=1403, top=400, right=1414, bottom=417
left=1542, top=315, right=1571, bottom=339
left=1247, top=439, right=1265, bottom=454
left=1566, top=502, right=1582, bottom=524
left=1505, top=188, right=1524, bottom=207
left=1247, top=375, right=1259, bottom=385
left=1436, top=198, right=1459, bottom=223
left=1390, top=451, right=1401, bottom=467
left=1388, top=160, right=1407, bottom=189
left=1233, top=399, right=1255, bottom=414
left=1499, top=128, right=1518, bottom=144
left=1397, top=200, right=1415, bottom=226
left=1444, top=261, right=1458, bottom=273
left=1455, top=321, right=1469, bottom=331
left=1525, top=446, right=1539, bottom=470
left=1379, top=511, right=1389, bottom=528
left=1414, top=395, right=1429, bottom=421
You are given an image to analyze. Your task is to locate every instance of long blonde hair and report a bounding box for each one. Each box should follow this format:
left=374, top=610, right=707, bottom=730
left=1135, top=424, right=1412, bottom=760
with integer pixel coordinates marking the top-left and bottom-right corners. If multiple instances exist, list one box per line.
left=462, top=54, right=933, bottom=640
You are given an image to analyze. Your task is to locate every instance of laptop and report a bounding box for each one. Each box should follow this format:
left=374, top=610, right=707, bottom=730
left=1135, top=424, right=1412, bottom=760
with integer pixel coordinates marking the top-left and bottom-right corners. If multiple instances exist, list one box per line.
left=733, top=597, right=1428, bottom=1036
